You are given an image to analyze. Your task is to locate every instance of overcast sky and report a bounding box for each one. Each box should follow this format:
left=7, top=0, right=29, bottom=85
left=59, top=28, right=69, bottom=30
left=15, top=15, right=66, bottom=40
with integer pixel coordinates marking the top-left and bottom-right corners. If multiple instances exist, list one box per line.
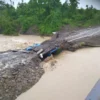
left=5, top=0, right=100, bottom=9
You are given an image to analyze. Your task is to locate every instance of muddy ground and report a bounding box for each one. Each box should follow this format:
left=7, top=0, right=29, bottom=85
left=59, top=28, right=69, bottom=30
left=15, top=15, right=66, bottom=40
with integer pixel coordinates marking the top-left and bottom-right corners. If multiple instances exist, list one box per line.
left=0, top=26, right=100, bottom=100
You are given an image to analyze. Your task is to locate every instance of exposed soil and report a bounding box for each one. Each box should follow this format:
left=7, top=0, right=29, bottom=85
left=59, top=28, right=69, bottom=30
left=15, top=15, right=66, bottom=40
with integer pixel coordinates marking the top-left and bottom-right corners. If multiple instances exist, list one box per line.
left=0, top=35, right=50, bottom=100
left=0, top=26, right=100, bottom=100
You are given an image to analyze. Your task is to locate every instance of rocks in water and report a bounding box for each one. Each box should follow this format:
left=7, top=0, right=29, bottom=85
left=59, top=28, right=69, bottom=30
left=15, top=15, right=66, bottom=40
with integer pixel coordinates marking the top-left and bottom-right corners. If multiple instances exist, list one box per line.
left=44, top=55, right=54, bottom=62
left=42, top=59, right=57, bottom=72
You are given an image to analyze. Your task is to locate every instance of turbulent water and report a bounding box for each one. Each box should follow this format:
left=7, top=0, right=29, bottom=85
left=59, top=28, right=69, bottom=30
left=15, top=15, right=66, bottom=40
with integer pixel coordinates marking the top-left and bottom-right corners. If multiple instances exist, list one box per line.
left=0, top=35, right=49, bottom=51
left=16, top=48, right=100, bottom=100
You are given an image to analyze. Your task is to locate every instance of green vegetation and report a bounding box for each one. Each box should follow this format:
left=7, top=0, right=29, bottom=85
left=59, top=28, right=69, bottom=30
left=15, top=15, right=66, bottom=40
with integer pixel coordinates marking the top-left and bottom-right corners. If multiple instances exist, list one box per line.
left=0, top=0, right=100, bottom=35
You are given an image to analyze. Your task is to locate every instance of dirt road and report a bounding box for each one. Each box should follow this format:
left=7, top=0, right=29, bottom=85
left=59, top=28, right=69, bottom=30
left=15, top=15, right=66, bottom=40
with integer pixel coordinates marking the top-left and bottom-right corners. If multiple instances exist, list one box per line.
left=66, top=27, right=100, bottom=42
left=0, top=26, right=100, bottom=100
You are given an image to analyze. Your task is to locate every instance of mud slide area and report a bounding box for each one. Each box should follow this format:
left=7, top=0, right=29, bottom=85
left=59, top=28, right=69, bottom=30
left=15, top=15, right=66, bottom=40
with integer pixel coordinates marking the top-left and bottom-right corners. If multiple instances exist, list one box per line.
left=0, top=26, right=100, bottom=100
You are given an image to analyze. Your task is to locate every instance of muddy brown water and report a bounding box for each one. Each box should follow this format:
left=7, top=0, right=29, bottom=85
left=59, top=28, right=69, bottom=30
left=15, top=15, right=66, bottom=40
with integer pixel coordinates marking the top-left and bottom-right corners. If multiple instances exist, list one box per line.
left=16, top=48, right=100, bottom=100
left=0, top=35, right=49, bottom=51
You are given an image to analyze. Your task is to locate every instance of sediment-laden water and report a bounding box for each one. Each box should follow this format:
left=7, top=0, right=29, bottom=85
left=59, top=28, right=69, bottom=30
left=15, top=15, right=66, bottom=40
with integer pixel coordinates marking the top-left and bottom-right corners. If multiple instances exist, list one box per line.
left=16, top=48, right=100, bottom=100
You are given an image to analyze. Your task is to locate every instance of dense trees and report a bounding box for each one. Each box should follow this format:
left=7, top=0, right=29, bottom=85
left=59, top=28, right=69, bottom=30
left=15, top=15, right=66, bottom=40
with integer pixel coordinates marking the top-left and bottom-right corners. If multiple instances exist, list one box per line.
left=0, top=0, right=100, bottom=35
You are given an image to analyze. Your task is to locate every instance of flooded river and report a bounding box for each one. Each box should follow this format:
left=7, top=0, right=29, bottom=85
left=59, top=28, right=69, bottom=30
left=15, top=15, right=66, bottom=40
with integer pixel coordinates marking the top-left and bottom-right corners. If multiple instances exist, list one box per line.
left=0, top=35, right=49, bottom=51
left=0, top=33, right=100, bottom=100
left=16, top=47, right=100, bottom=100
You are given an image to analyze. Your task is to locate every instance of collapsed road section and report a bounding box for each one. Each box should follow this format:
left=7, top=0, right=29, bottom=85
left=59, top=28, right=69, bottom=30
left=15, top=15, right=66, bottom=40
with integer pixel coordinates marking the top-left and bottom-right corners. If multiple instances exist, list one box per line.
left=0, top=26, right=100, bottom=100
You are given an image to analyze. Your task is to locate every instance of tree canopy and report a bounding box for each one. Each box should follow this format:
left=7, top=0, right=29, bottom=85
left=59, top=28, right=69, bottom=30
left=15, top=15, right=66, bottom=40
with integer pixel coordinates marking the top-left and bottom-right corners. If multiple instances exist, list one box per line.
left=0, top=0, right=100, bottom=35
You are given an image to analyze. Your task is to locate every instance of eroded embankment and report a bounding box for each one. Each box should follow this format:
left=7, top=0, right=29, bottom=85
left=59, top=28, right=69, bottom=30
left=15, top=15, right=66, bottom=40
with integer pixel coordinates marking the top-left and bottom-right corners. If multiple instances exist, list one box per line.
left=0, top=26, right=100, bottom=100
left=0, top=51, right=44, bottom=100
